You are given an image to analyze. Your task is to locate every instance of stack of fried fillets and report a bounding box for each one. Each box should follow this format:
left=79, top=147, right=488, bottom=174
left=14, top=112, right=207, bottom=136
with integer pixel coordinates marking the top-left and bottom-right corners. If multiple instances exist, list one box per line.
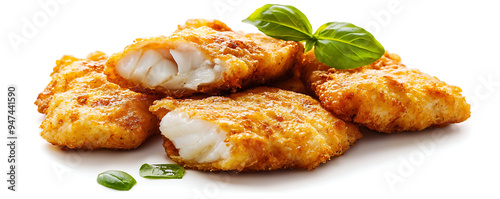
left=35, top=19, right=470, bottom=172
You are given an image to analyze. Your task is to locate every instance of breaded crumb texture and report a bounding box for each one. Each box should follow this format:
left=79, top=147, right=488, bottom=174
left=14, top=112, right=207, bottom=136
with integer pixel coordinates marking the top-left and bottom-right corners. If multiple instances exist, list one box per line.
left=35, top=52, right=161, bottom=150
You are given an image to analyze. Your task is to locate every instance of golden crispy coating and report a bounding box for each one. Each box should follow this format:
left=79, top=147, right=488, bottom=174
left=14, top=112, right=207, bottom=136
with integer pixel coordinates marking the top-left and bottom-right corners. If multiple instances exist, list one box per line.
left=150, top=87, right=362, bottom=172
left=106, top=19, right=302, bottom=97
left=177, top=19, right=232, bottom=32
left=35, top=52, right=160, bottom=150
left=299, top=51, right=471, bottom=133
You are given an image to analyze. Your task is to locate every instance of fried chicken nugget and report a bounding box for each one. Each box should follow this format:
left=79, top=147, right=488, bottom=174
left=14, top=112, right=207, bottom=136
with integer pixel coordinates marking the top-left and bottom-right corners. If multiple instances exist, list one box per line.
left=35, top=52, right=160, bottom=150
left=299, top=51, right=471, bottom=133
left=149, top=87, right=362, bottom=172
left=106, top=19, right=302, bottom=97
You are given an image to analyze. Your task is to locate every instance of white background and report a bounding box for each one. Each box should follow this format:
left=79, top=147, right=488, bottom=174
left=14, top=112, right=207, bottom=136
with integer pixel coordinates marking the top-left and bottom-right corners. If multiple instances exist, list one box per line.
left=1, top=0, right=499, bottom=198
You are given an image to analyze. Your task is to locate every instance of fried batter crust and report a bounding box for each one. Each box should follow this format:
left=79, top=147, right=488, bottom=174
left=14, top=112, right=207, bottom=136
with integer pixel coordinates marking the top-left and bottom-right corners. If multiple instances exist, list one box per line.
left=150, top=87, right=362, bottom=172
left=106, top=19, right=303, bottom=97
left=177, top=19, right=232, bottom=32
left=299, top=51, right=471, bottom=133
left=35, top=52, right=160, bottom=150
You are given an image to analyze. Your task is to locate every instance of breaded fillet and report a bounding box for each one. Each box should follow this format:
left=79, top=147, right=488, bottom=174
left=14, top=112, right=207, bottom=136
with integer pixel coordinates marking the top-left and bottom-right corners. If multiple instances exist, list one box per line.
left=35, top=52, right=161, bottom=150
left=149, top=87, right=362, bottom=172
left=299, top=51, right=471, bottom=133
left=106, top=19, right=302, bottom=97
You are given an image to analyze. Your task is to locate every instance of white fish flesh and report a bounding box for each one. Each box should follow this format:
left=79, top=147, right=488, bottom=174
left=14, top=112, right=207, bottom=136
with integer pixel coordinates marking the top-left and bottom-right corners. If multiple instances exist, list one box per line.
left=115, top=43, right=225, bottom=90
left=159, top=110, right=231, bottom=163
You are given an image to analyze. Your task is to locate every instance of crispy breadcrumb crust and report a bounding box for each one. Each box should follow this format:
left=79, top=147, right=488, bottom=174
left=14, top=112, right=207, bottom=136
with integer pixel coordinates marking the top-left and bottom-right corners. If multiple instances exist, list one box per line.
left=177, top=19, right=232, bottom=32
left=106, top=19, right=303, bottom=98
left=299, top=51, right=471, bottom=133
left=35, top=52, right=161, bottom=150
left=150, top=87, right=362, bottom=172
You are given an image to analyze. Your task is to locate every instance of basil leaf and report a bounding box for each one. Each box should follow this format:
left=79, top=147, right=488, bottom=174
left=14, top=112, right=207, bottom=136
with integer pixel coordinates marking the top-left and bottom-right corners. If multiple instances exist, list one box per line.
left=139, top=163, right=185, bottom=179
left=304, top=39, right=316, bottom=53
left=244, top=4, right=385, bottom=69
left=97, top=170, right=136, bottom=191
left=243, top=4, right=314, bottom=41
left=313, top=22, right=385, bottom=69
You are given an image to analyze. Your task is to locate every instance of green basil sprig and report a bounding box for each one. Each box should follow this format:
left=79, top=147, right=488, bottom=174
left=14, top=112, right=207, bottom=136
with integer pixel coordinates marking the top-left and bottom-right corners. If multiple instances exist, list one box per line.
left=243, top=4, right=385, bottom=69
left=97, top=170, right=136, bottom=191
left=139, top=163, right=185, bottom=179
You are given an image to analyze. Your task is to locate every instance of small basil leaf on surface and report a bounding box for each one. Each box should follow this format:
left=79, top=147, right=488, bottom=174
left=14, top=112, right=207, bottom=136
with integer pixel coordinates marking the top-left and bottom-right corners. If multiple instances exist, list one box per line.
left=313, top=22, right=385, bottom=69
left=97, top=170, right=136, bottom=191
left=243, top=4, right=314, bottom=41
left=139, top=163, right=185, bottom=179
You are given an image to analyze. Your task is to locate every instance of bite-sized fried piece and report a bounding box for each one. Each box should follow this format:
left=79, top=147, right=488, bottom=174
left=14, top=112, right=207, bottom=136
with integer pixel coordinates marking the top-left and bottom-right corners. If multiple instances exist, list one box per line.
left=106, top=19, right=302, bottom=98
left=149, top=87, right=362, bottom=172
left=299, top=51, right=471, bottom=133
left=35, top=52, right=161, bottom=150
